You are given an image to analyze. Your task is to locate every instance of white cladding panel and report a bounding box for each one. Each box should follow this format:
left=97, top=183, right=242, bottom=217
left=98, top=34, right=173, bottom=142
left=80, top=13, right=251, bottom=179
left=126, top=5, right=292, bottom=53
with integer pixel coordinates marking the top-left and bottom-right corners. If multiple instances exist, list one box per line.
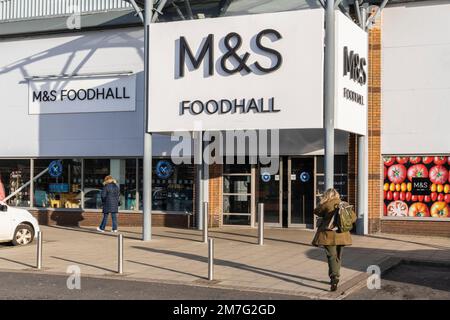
left=0, top=21, right=348, bottom=158
left=148, top=9, right=325, bottom=132
left=382, top=1, right=450, bottom=154
left=334, top=11, right=368, bottom=136
left=0, top=28, right=145, bottom=157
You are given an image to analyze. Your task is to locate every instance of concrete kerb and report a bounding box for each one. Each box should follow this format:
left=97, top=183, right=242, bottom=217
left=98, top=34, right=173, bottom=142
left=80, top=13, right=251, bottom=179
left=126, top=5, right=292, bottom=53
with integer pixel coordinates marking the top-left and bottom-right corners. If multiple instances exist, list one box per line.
left=326, top=256, right=401, bottom=300
left=327, top=256, right=450, bottom=300
left=0, top=267, right=319, bottom=299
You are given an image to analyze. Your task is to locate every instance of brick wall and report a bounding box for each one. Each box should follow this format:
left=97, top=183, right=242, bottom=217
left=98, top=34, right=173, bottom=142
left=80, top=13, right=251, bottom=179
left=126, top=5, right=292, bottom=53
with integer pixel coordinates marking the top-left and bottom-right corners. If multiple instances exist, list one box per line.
left=381, top=220, right=450, bottom=238
left=208, top=164, right=222, bottom=227
left=30, top=210, right=189, bottom=228
left=368, top=13, right=383, bottom=233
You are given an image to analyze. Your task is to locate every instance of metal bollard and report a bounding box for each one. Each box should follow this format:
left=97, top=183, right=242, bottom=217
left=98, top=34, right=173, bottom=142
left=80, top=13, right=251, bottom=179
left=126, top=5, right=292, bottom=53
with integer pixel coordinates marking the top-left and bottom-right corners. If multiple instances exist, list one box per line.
left=258, top=203, right=264, bottom=245
left=203, top=202, right=208, bottom=243
left=36, top=231, right=42, bottom=269
left=208, top=238, right=214, bottom=281
left=118, top=234, right=123, bottom=274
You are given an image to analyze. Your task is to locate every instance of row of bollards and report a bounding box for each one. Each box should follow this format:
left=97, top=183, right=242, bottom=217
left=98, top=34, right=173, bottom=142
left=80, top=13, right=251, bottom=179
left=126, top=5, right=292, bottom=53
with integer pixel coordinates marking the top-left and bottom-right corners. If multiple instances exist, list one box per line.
left=33, top=202, right=265, bottom=281
left=202, top=202, right=265, bottom=281
left=34, top=231, right=124, bottom=274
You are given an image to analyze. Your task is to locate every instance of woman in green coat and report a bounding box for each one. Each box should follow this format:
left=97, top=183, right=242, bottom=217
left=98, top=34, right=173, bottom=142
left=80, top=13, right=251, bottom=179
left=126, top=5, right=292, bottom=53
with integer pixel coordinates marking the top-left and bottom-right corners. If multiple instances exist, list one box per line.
left=312, top=188, right=356, bottom=291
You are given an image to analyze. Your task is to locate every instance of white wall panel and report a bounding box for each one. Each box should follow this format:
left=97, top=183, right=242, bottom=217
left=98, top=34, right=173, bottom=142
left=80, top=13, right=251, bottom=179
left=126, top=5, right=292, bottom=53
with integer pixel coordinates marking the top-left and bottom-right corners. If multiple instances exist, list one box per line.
left=382, top=0, right=450, bottom=154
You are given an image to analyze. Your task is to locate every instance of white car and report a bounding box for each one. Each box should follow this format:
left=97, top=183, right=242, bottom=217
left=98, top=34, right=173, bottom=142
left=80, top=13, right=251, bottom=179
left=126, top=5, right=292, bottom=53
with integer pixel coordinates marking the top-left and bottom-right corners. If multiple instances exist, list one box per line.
left=0, top=202, right=40, bottom=246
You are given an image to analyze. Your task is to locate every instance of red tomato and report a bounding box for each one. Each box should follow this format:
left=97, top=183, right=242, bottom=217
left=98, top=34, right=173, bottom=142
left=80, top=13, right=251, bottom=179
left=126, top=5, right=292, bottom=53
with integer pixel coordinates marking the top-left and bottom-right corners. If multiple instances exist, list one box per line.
left=430, top=202, right=449, bottom=218
left=409, top=202, right=430, bottom=217
left=422, top=157, right=434, bottom=164
left=406, top=192, right=412, bottom=201
left=393, top=192, right=400, bottom=201
left=418, top=195, right=424, bottom=202
left=383, top=190, right=387, bottom=199
left=434, top=156, right=447, bottom=165
left=409, top=157, right=422, bottom=164
left=396, top=157, right=409, bottom=164
left=448, top=157, right=450, bottom=166
left=384, top=166, right=387, bottom=179
left=384, top=203, right=387, bottom=216
left=424, top=195, right=431, bottom=203
left=429, top=165, right=449, bottom=185
left=438, top=193, right=445, bottom=202
left=383, top=157, right=395, bottom=166
left=387, top=191, right=393, bottom=200
left=407, top=164, right=429, bottom=181
left=388, top=164, right=407, bottom=184
left=411, top=194, right=418, bottom=202
left=445, top=194, right=450, bottom=204
left=431, top=192, right=438, bottom=201
left=400, top=192, right=406, bottom=201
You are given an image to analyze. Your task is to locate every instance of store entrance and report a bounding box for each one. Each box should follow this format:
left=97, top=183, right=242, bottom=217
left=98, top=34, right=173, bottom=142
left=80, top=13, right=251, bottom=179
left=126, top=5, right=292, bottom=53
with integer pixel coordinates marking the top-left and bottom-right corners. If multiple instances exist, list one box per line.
left=256, top=157, right=315, bottom=228
left=288, top=157, right=315, bottom=227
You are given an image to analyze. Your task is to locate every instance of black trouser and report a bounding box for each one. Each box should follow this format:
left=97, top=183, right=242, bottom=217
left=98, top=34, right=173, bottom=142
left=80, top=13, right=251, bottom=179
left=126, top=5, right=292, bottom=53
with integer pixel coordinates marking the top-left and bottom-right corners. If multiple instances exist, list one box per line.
left=324, top=245, right=344, bottom=284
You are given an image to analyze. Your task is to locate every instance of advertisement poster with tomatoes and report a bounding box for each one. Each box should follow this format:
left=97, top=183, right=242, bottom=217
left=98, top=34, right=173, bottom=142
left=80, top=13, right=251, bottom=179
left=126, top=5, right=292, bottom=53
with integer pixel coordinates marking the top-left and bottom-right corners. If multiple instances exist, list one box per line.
left=383, top=156, right=450, bottom=218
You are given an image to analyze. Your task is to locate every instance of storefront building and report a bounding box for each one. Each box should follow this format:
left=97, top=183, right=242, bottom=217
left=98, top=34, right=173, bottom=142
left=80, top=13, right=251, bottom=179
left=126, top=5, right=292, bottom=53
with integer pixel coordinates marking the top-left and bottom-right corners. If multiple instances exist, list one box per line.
left=0, top=0, right=448, bottom=237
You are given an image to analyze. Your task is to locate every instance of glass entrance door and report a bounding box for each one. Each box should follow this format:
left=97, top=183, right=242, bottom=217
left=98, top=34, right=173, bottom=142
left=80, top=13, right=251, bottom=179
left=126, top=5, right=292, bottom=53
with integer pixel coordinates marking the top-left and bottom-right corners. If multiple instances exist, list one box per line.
left=288, top=157, right=315, bottom=227
left=255, top=159, right=282, bottom=227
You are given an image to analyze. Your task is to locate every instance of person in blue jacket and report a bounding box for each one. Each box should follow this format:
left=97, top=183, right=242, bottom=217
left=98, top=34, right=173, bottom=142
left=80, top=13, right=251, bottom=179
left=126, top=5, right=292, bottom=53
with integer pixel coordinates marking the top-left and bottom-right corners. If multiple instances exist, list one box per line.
left=97, top=175, right=120, bottom=233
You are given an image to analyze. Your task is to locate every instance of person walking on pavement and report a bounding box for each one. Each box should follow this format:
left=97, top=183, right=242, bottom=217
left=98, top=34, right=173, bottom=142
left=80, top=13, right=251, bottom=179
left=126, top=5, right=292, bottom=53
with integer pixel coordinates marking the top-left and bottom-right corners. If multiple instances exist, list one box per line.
left=312, top=188, right=356, bottom=292
left=97, top=175, right=120, bottom=233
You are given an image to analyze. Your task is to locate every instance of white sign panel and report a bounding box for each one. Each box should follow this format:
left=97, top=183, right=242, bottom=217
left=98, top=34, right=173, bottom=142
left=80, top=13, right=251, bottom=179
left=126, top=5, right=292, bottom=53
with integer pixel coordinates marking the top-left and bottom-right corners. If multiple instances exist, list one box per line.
left=29, top=75, right=136, bottom=115
left=149, top=9, right=324, bottom=132
left=335, top=11, right=368, bottom=136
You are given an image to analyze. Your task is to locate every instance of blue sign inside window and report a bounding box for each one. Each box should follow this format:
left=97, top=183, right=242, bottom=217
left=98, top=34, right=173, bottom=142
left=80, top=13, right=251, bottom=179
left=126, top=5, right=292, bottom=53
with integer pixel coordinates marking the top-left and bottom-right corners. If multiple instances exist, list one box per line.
left=261, top=172, right=271, bottom=183
left=48, top=160, right=63, bottom=178
left=299, top=171, right=311, bottom=183
left=156, top=160, right=173, bottom=179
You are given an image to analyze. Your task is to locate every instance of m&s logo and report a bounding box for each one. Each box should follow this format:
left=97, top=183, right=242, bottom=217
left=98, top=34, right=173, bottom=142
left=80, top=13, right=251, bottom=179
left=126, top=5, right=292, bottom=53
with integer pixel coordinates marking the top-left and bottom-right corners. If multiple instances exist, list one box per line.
left=177, top=29, right=283, bottom=77
left=343, top=46, right=367, bottom=85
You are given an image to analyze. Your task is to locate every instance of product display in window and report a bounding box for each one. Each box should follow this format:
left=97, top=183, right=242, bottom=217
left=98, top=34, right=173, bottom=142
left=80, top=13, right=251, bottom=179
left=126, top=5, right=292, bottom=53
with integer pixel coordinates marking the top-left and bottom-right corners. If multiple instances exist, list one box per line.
left=383, top=156, right=450, bottom=218
left=0, top=160, right=31, bottom=207
left=34, top=159, right=82, bottom=209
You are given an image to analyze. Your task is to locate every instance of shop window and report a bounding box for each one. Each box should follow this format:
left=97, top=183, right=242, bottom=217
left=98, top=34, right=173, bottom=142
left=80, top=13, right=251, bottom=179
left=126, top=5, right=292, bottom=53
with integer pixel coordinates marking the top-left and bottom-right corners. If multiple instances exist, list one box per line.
left=139, top=159, right=194, bottom=213
left=84, top=159, right=110, bottom=209
left=0, top=159, right=31, bottom=207
left=383, top=156, right=450, bottom=218
left=223, top=175, right=251, bottom=194
left=223, top=163, right=252, bottom=226
left=84, top=159, right=138, bottom=211
left=34, top=159, right=82, bottom=209
left=316, top=155, right=348, bottom=203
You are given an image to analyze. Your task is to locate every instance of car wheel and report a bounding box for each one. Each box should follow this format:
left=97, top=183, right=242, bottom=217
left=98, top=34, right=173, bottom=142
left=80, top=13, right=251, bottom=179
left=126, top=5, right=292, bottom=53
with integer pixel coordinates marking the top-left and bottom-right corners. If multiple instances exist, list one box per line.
left=12, top=224, right=34, bottom=246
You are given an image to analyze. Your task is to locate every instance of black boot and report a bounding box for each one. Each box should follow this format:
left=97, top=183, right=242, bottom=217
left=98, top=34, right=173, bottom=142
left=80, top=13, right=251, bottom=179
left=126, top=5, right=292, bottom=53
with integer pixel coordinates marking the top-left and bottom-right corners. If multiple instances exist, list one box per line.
left=330, top=277, right=339, bottom=292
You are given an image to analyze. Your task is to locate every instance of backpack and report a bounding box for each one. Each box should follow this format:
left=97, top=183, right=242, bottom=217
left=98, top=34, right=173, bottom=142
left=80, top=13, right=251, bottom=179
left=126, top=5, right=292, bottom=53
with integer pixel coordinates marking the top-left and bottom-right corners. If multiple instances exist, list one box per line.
left=330, top=202, right=356, bottom=233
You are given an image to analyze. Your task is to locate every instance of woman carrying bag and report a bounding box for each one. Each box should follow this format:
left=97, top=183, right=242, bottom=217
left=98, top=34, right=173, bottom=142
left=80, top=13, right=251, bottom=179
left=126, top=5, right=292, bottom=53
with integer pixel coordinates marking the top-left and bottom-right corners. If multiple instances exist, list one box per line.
left=312, top=188, right=357, bottom=292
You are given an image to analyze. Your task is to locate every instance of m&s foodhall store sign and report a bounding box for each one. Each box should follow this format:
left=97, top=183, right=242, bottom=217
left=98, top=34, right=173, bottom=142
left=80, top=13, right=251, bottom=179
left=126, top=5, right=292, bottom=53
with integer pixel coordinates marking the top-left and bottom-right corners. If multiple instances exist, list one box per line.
left=28, top=75, right=136, bottom=114
left=148, top=9, right=368, bottom=136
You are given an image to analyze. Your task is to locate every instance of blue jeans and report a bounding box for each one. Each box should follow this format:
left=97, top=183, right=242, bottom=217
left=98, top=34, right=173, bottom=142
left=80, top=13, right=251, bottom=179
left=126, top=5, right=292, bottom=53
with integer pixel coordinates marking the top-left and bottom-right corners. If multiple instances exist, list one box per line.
left=99, top=212, right=118, bottom=231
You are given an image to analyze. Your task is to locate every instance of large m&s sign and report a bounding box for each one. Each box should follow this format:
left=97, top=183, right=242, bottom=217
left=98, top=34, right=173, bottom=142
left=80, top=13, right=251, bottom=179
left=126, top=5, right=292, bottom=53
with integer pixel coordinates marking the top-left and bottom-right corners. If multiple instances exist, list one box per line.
left=148, top=9, right=325, bottom=132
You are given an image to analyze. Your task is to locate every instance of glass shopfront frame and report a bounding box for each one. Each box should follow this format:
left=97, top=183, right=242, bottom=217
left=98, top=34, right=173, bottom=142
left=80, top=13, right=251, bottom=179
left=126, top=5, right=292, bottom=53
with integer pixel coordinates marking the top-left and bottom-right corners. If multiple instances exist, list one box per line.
left=224, top=155, right=349, bottom=228
left=0, top=157, right=193, bottom=214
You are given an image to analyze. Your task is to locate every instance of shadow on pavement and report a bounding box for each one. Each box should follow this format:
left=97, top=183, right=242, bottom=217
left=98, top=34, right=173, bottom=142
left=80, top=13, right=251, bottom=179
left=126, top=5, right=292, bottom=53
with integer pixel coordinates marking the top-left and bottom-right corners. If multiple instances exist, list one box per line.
left=127, top=260, right=201, bottom=278
left=0, top=256, right=35, bottom=268
left=132, top=246, right=330, bottom=291
left=51, top=256, right=116, bottom=273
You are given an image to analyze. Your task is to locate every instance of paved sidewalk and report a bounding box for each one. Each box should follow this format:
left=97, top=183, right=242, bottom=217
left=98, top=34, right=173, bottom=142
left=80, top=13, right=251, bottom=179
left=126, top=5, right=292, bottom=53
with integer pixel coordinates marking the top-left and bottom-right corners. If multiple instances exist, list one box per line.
left=0, top=226, right=449, bottom=299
